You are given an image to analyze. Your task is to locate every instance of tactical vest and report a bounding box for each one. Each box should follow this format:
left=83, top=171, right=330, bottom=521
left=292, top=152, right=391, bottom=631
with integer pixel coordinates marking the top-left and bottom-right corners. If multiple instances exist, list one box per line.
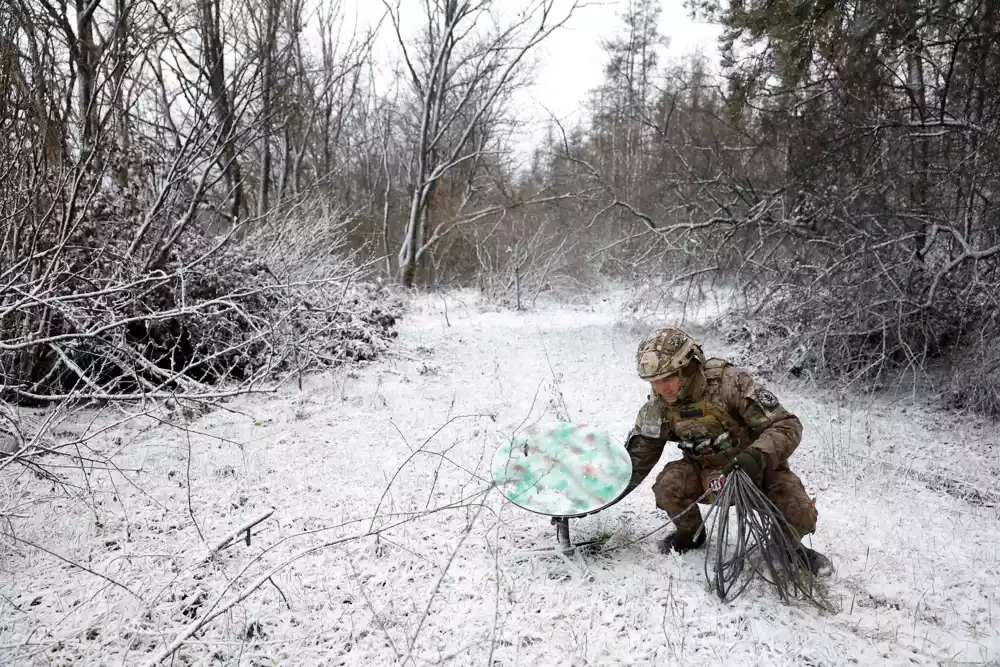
left=666, top=358, right=752, bottom=471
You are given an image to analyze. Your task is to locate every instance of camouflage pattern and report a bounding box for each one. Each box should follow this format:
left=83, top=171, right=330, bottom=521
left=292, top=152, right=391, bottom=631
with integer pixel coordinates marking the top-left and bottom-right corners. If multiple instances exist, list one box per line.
left=635, top=327, right=707, bottom=381
left=651, top=457, right=818, bottom=541
left=625, top=355, right=818, bottom=543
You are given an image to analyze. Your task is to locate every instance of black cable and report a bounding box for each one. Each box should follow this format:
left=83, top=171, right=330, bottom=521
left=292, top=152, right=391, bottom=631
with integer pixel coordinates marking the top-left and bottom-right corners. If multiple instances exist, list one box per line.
left=702, top=469, right=832, bottom=611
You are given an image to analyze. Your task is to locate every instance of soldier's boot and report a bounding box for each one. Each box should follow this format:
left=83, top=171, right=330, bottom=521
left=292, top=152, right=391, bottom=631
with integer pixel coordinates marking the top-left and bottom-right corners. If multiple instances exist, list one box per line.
left=651, top=459, right=707, bottom=556
left=657, top=529, right=706, bottom=555
left=795, top=545, right=834, bottom=577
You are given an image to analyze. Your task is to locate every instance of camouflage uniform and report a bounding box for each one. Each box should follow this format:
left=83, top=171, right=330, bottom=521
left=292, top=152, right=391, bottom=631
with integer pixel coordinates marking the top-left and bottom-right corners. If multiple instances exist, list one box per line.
left=625, top=328, right=825, bottom=567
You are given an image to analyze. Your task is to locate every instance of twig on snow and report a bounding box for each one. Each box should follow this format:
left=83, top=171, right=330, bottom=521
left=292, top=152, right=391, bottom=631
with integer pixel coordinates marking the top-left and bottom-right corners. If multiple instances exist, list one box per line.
left=403, top=501, right=487, bottom=665
left=199, top=509, right=276, bottom=564
left=2, top=533, right=143, bottom=600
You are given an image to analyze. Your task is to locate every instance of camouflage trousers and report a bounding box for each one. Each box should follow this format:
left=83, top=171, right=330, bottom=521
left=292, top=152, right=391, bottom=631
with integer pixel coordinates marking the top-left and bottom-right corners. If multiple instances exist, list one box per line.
left=652, top=457, right=818, bottom=543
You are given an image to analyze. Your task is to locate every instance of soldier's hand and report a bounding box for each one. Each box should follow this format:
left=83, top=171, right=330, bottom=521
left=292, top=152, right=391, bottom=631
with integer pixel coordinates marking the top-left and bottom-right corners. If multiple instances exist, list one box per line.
left=722, top=447, right=766, bottom=487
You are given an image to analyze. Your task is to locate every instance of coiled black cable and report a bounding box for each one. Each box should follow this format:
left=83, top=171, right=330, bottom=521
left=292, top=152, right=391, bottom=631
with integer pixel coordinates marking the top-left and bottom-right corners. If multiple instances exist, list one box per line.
left=700, top=469, right=832, bottom=611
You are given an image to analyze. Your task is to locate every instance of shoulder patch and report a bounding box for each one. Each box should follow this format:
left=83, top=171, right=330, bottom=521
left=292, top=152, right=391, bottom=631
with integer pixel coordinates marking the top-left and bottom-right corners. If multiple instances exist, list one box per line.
left=635, top=397, right=666, bottom=439
left=752, top=386, right=779, bottom=409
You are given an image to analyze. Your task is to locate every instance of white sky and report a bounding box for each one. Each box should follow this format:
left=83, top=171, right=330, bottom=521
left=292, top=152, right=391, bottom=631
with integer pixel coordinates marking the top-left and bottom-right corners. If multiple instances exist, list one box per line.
left=339, top=0, right=723, bottom=153
left=516, top=1, right=722, bottom=122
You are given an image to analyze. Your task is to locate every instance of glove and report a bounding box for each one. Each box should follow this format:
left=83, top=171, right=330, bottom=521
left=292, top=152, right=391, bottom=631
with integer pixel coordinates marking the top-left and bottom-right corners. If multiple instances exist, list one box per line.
left=722, top=447, right=767, bottom=487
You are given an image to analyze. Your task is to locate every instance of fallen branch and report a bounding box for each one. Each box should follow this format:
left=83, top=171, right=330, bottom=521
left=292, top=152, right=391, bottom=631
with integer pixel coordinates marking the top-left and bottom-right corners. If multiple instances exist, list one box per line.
left=199, top=509, right=275, bottom=564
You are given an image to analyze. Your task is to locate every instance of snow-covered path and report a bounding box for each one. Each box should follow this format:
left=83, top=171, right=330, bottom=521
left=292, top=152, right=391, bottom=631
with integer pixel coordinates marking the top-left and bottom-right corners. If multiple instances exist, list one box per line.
left=3, top=289, right=1000, bottom=666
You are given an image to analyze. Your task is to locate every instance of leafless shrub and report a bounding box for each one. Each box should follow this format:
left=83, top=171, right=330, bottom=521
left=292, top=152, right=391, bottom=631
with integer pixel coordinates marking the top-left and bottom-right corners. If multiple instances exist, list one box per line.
left=468, top=207, right=595, bottom=309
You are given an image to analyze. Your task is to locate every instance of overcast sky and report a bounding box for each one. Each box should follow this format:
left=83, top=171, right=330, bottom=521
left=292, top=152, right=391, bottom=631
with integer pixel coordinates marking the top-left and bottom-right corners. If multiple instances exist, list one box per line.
left=517, top=1, right=721, bottom=120
left=340, top=0, right=723, bottom=153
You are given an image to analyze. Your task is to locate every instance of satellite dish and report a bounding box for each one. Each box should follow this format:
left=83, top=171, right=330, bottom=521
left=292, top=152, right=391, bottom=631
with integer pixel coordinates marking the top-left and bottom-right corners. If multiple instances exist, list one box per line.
left=491, top=421, right=632, bottom=518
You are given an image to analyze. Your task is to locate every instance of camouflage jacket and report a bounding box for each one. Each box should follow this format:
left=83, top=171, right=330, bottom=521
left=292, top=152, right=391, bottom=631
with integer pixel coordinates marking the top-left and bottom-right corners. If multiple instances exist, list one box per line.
left=630, top=358, right=803, bottom=472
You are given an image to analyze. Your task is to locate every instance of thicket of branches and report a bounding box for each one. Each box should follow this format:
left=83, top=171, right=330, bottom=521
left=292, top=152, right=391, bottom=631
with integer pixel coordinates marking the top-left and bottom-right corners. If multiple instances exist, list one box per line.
left=503, top=0, right=1000, bottom=415
left=0, top=0, right=407, bottom=422
left=703, top=0, right=1000, bottom=414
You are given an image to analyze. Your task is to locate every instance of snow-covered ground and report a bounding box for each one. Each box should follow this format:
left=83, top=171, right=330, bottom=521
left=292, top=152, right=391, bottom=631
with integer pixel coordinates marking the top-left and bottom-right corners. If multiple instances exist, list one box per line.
left=2, top=287, right=1000, bottom=666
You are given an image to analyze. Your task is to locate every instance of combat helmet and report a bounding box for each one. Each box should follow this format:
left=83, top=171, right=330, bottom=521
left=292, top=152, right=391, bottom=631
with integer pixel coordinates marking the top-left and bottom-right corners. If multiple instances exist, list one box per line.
left=635, top=327, right=706, bottom=381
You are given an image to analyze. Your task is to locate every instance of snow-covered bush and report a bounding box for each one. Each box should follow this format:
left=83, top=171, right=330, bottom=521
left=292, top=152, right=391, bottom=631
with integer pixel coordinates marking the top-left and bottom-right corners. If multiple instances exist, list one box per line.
left=1, top=186, right=402, bottom=405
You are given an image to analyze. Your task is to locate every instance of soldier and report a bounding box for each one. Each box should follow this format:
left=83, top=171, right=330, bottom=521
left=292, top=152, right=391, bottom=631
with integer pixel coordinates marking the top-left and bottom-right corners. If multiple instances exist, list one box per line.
left=623, top=327, right=833, bottom=576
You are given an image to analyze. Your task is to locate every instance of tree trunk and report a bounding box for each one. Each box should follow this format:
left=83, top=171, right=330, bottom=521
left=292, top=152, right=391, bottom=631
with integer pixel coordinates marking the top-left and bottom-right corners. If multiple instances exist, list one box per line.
left=257, top=0, right=280, bottom=219
left=75, top=0, right=98, bottom=158
left=277, top=124, right=291, bottom=204
left=895, top=0, right=930, bottom=262
left=398, top=186, right=427, bottom=287
left=200, top=0, right=243, bottom=225
left=112, top=0, right=130, bottom=188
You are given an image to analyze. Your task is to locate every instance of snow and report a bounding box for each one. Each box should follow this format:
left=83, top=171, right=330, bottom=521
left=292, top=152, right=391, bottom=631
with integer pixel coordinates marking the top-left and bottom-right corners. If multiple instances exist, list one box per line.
left=2, top=286, right=1000, bottom=666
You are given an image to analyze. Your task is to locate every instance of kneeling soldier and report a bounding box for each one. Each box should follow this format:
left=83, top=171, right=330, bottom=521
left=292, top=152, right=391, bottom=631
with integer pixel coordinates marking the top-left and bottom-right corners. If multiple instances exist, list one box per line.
left=624, top=327, right=832, bottom=576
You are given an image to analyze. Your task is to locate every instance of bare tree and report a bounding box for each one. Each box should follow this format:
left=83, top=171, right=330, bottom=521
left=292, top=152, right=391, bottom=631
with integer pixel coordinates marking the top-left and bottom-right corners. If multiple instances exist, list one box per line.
left=384, top=0, right=581, bottom=287
left=197, top=0, right=245, bottom=224
left=256, top=0, right=281, bottom=219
